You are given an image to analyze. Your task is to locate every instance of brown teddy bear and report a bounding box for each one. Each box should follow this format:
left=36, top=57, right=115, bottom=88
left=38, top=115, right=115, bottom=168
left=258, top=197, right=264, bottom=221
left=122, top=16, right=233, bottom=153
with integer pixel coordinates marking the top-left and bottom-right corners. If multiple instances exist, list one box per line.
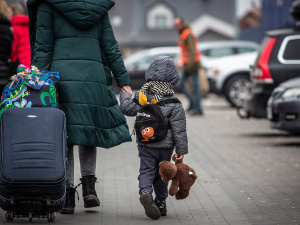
left=159, top=154, right=197, bottom=200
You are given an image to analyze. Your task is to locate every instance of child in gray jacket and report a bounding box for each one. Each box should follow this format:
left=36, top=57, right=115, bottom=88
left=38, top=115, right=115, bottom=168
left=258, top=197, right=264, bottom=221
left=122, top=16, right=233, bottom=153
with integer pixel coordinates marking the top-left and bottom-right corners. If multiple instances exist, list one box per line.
left=120, top=56, right=188, bottom=220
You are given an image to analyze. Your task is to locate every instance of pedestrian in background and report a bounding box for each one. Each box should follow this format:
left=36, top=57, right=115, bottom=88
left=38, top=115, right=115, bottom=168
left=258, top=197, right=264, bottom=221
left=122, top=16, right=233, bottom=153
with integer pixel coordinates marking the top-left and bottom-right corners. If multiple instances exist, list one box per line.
left=0, top=0, right=13, bottom=95
left=120, top=56, right=188, bottom=220
left=27, top=0, right=132, bottom=214
left=174, top=17, right=203, bottom=116
left=9, top=3, right=31, bottom=68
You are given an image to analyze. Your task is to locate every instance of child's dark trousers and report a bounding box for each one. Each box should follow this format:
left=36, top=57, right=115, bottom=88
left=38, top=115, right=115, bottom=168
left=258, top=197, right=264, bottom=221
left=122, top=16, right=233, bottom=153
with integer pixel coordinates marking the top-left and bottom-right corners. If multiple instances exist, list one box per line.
left=138, top=145, right=174, bottom=200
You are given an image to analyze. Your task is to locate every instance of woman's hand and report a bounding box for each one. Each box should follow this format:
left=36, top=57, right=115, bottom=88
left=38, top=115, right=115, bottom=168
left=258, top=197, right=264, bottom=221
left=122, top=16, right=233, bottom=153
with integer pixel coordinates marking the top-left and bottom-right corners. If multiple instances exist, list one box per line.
left=121, top=85, right=132, bottom=95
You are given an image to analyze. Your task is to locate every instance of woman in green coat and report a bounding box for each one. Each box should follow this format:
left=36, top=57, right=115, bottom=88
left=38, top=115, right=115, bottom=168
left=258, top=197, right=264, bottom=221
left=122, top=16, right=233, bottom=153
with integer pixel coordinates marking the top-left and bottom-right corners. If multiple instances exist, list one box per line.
left=27, top=0, right=132, bottom=213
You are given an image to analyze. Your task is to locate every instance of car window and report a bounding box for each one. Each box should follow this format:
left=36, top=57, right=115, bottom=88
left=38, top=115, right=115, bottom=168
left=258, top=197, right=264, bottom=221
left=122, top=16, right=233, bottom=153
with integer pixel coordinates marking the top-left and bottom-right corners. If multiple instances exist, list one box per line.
left=124, top=50, right=149, bottom=66
left=136, top=53, right=178, bottom=70
left=136, top=56, right=157, bottom=70
left=237, top=47, right=256, bottom=54
left=207, top=48, right=234, bottom=58
left=201, top=50, right=209, bottom=57
left=283, top=39, right=300, bottom=60
left=278, top=34, right=300, bottom=64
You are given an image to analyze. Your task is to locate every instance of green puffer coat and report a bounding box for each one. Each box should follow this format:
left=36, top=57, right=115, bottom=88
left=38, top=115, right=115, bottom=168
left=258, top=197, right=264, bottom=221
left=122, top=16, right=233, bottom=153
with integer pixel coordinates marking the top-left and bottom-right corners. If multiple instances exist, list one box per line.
left=27, top=0, right=131, bottom=148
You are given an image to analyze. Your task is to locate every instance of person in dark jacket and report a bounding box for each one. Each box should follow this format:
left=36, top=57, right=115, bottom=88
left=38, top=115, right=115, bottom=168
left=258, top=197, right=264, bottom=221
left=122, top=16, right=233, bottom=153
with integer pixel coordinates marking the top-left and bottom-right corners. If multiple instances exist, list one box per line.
left=27, top=0, right=132, bottom=214
left=0, top=0, right=13, bottom=95
left=9, top=4, right=31, bottom=67
left=120, top=56, right=188, bottom=220
left=174, top=17, right=203, bottom=116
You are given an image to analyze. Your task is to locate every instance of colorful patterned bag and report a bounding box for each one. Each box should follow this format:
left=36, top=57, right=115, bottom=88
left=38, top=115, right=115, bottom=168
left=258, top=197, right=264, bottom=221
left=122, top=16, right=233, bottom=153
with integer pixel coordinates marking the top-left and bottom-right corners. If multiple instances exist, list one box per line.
left=0, top=64, right=60, bottom=118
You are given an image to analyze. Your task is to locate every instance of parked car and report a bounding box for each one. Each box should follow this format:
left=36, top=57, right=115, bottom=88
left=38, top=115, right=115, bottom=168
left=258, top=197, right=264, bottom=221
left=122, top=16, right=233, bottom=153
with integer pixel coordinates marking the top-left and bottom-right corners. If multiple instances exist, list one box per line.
left=267, top=77, right=300, bottom=133
left=237, top=1, right=300, bottom=119
left=199, top=40, right=258, bottom=60
left=205, top=51, right=257, bottom=107
left=113, top=41, right=258, bottom=91
left=238, top=27, right=300, bottom=118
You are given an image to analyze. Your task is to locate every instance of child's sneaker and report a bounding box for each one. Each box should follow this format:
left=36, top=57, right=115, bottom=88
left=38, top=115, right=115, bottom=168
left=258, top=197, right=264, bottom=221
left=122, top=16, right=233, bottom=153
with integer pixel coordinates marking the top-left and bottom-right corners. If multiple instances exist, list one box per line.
left=139, top=191, right=161, bottom=220
left=155, top=198, right=167, bottom=216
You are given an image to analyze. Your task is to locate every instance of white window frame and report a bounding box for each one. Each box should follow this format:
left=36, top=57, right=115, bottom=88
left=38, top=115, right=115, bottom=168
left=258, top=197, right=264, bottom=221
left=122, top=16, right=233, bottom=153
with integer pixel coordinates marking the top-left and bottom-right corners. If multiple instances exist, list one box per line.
left=147, top=3, right=174, bottom=30
left=278, top=34, right=300, bottom=64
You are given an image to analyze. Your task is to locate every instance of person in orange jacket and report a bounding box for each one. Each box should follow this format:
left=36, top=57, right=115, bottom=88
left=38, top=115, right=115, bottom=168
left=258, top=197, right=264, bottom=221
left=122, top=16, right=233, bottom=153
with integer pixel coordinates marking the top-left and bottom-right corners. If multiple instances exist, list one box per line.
left=174, top=17, right=203, bottom=116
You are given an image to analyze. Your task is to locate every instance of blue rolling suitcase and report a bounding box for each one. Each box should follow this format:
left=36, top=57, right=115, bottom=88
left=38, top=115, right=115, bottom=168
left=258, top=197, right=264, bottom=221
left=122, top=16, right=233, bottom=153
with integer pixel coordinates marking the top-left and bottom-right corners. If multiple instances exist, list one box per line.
left=0, top=107, right=67, bottom=222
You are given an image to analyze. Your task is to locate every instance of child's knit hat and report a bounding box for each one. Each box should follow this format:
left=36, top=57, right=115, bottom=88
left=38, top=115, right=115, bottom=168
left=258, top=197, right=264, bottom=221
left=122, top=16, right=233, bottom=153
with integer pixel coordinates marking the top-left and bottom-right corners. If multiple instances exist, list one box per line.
left=145, top=56, right=180, bottom=85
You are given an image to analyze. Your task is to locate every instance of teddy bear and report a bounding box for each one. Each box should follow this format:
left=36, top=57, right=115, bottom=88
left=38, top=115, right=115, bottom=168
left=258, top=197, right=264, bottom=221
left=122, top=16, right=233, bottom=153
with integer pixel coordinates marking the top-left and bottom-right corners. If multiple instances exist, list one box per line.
left=159, top=154, right=198, bottom=200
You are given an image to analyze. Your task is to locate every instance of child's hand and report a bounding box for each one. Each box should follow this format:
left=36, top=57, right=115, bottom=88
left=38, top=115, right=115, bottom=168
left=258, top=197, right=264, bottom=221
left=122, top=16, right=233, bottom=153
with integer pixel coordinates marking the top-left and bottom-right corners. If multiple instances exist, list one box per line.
left=121, top=85, right=132, bottom=95
left=174, top=154, right=184, bottom=161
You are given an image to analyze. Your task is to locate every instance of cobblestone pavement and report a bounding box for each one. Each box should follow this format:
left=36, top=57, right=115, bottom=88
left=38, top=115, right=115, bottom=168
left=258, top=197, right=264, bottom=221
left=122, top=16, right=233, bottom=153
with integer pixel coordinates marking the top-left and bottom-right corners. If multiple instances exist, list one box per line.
left=1, top=94, right=299, bottom=225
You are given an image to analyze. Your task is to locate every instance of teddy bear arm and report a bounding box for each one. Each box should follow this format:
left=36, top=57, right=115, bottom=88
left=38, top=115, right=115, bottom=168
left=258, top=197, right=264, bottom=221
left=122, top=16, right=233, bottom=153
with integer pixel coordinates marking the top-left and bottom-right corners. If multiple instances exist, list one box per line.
left=169, top=179, right=179, bottom=196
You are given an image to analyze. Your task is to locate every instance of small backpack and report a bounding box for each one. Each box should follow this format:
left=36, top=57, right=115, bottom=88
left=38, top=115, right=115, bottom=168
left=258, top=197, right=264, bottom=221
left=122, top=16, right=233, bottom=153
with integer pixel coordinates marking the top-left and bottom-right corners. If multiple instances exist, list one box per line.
left=133, top=98, right=181, bottom=143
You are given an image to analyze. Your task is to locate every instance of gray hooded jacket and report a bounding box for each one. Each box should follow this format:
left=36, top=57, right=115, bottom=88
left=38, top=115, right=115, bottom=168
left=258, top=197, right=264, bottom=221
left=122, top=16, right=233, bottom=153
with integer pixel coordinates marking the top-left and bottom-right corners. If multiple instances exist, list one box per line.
left=120, top=56, right=188, bottom=154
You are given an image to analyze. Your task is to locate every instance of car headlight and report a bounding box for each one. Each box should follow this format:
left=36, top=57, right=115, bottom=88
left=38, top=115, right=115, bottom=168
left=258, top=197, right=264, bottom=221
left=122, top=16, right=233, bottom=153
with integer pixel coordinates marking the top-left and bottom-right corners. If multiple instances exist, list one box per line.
left=282, top=88, right=300, bottom=99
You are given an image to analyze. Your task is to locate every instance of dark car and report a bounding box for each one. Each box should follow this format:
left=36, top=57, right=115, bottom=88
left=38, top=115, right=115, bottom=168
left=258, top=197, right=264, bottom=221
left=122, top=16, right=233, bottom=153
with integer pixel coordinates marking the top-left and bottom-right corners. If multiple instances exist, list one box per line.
left=238, top=28, right=300, bottom=118
left=238, top=1, right=300, bottom=119
left=267, top=77, right=300, bottom=133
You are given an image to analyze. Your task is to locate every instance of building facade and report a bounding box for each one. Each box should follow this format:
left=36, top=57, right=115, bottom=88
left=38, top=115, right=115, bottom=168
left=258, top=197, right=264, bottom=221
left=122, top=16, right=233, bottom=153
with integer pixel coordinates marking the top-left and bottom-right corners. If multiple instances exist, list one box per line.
left=109, top=0, right=236, bottom=56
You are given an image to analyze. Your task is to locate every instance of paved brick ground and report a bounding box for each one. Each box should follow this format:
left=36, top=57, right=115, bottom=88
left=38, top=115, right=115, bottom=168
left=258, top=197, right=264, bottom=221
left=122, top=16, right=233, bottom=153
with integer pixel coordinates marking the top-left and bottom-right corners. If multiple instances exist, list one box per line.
left=1, top=94, right=299, bottom=224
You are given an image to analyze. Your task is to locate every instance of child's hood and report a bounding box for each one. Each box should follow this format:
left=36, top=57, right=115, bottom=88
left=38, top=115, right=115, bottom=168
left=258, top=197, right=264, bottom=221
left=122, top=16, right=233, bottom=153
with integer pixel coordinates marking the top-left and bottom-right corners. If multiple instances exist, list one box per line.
left=145, top=56, right=180, bottom=85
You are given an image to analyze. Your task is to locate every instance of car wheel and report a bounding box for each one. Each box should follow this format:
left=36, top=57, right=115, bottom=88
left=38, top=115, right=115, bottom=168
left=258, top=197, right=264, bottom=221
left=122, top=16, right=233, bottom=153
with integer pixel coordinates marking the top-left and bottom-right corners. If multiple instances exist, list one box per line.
left=224, top=74, right=251, bottom=107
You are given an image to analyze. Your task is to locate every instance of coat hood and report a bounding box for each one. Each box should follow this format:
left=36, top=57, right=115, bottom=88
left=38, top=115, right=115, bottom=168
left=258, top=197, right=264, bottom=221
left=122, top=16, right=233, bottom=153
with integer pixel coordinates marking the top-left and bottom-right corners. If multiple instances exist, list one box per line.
left=11, top=15, right=29, bottom=26
left=145, top=56, right=180, bottom=85
left=27, top=0, right=115, bottom=30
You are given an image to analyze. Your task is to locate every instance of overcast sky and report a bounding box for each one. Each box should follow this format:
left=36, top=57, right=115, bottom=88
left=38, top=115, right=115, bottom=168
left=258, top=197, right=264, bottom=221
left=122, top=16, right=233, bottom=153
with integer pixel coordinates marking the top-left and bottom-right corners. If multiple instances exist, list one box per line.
left=236, top=0, right=261, bottom=18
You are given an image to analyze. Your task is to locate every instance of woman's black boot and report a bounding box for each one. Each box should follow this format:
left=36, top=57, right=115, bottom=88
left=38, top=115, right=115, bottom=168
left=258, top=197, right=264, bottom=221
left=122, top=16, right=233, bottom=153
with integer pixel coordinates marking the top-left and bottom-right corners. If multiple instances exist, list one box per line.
left=80, top=175, right=100, bottom=208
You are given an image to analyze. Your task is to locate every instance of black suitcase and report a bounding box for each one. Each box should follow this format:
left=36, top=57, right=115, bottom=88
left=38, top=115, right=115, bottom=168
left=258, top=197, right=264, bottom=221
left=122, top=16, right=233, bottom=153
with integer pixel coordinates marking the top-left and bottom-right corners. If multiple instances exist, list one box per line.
left=0, top=107, right=67, bottom=222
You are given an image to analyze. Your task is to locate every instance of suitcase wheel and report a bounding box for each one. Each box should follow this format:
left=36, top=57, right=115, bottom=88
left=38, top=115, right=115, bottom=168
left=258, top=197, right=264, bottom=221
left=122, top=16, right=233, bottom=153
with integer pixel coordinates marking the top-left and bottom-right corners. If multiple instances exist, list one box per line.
left=47, top=212, right=55, bottom=222
left=28, top=211, right=33, bottom=222
left=5, top=211, right=14, bottom=221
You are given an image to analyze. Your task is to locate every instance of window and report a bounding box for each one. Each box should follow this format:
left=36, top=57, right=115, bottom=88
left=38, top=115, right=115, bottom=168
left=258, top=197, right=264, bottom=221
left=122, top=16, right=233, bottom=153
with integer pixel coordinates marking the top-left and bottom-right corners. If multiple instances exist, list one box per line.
left=209, top=48, right=234, bottom=58
left=237, top=47, right=256, bottom=54
left=278, top=35, right=300, bottom=64
left=283, top=39, right=300, bottom=60
left=201, top=50, right=209, bottom=57
left=136, top=56, right=157, bottom=70
left=147, top=3, right=174, bottom=30
left=155, top=15, right=167, bottom=29
left=136, top=53, right=178, bottom=70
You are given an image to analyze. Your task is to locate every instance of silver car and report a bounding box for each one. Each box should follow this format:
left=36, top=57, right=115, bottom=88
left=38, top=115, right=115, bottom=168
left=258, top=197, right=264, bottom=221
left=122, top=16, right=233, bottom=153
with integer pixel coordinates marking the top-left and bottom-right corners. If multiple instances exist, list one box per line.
left=120, top=41, right=259, bottom=91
